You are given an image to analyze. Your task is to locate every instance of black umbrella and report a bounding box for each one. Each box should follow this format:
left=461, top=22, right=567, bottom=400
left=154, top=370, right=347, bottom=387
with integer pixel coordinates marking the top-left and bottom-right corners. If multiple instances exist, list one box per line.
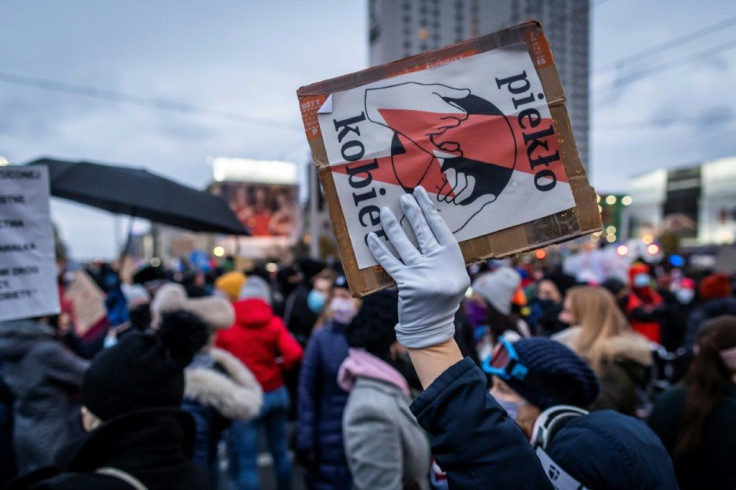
left=28, top=157, right=249, bottom=236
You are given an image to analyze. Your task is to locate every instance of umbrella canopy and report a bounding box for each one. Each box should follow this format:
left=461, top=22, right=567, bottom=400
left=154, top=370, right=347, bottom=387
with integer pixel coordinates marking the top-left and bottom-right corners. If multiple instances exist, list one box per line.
left=28, top=158, right=249, bottom=235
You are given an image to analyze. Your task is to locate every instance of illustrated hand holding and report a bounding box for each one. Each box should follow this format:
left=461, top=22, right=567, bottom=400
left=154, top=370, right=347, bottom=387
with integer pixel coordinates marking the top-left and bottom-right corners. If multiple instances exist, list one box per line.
left=365, top=82, right=471, bottom=159
left=366, top=186, right=470, bottom=349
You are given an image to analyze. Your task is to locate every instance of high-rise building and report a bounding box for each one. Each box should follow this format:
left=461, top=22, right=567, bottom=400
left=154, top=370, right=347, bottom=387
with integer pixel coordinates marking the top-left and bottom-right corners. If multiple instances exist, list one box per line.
left=368, top=0, right=590, bottom=171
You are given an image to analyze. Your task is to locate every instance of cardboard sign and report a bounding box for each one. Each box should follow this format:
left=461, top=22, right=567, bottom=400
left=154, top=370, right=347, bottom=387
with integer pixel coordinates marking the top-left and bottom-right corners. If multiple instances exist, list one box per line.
left=63, top=271, right=107, bottom=337
left=297, top=21, right=601, bottom=296
left=0, top=166, right=61, bottom=321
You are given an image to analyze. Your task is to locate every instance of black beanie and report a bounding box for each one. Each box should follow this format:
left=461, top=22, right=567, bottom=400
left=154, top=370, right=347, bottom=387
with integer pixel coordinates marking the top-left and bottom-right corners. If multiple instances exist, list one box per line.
left=82, top=310, right=208, bottom=420
left=346, top=289, right=399, bottom=359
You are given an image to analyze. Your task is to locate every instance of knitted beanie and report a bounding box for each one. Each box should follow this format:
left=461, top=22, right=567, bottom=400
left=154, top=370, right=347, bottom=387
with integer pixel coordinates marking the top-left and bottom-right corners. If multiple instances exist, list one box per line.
left=346, top=289, right=399, bottom=359
left=471, top=268, right=521, bottom=315
left=82, top=310, right=209, bottom=420
left=505, top=337, right=600, bottom=411
left=215, top=271, right=247, bottom=303
left=239, top=275, right=272, bottom=305
left=699, top=273, right=732, bottom=300
left=151, top=283, right=234, bottom=330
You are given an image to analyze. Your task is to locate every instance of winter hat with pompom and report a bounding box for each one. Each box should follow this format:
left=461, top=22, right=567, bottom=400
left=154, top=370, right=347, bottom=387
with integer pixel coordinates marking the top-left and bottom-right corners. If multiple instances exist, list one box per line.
left=82, top=310, right=210, bottom=420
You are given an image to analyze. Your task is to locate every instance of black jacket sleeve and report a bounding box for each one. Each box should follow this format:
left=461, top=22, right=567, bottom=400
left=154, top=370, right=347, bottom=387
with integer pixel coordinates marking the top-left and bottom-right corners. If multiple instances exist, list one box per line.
left=410, top=357, right=552, bottom=490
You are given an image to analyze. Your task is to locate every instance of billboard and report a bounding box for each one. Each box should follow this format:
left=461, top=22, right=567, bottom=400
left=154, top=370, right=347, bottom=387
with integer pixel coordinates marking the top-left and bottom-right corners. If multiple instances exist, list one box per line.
left=209, top=158, right=301, bottom=258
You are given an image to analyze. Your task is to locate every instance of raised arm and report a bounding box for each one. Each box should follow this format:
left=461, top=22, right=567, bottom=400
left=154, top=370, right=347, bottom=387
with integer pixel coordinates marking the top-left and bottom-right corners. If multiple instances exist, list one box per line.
left=366, top=187, right=552, bottom=490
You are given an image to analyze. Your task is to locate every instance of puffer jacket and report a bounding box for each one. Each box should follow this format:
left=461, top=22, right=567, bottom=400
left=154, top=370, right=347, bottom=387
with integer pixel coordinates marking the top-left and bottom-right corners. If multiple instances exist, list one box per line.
left=215, top=298, right=303, bottom=393
left=296, top=321, right=351, bottom=489
left=182, top=348, right=262, bottom=473
left=0, top=320, right=89, bottom=473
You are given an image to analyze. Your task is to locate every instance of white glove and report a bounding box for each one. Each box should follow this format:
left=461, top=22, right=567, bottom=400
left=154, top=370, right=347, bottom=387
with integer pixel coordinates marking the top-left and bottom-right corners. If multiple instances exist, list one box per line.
left=367, top=186, right=470, bottom=349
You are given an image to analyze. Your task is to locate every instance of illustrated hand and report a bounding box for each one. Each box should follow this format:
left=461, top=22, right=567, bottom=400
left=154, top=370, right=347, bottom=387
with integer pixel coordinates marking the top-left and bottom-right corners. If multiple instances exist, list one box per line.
left=437, top=168, right=477, bottom=205
left=367, top=186, right=470, bottom=349
left=365, top=82, right=470, bottom=158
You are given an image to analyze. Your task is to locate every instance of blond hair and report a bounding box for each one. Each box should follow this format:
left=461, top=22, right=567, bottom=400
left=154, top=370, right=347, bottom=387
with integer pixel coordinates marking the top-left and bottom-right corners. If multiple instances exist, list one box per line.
left=567, top=286, right=632, bottom=371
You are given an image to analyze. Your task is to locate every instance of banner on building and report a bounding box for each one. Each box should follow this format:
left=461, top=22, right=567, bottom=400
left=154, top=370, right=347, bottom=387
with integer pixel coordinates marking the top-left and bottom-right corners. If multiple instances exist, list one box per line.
left=297, top=21, right=601, bottom=295
left=0, top=166, right=60, bottom=321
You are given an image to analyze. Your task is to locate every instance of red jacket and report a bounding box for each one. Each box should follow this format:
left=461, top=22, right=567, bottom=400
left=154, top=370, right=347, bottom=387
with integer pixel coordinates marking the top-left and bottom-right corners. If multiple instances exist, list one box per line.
left=216, top=298, right=303, bottom=393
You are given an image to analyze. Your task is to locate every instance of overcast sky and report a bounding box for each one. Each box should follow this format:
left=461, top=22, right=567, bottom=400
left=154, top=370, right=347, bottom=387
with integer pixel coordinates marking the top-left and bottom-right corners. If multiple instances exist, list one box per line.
left=1, top=0, right=735, bottom=259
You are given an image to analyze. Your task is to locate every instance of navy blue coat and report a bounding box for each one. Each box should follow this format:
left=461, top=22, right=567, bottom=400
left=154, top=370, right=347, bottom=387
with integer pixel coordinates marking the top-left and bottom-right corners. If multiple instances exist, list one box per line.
left=551, top=410, right=678, bottom=489
left=410, top=357, right=552, bottom=489
left=411, top=357, right=678, bottom=490
left=296, top=321, right=351, bottom=489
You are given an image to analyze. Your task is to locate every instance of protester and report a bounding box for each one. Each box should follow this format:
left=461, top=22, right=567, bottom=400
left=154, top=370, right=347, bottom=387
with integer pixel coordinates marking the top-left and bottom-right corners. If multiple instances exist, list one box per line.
left=9, top=310, right=211, bottom=489
left=601, top=276, right=629, bottom=314
left=684, top=273, right=736, bottom=352
left=151, top=283, right=262, bottom=486
left=555, top=285, right=653, bottom=415
left=364, top=187, right=677, bottom=488
left=528, top=272, right=576, bottom=336
left=466, top=267, right=530, bottom=361
left=660, top=277, right=697, bottom=352
left=626, top=262, right=666, bottom=343
left=0, top=318, right=89, bottom=474
left=648, top=315, right=736, bottom=490
left=339, top=289, right=430, bottom=490
left=283, top=258, right=327, bottom=347
left=296, top=275, right=358, bottom=490
left=484, top=337, right=676, bottom=488
left=216, top=275, right=303, bottom=489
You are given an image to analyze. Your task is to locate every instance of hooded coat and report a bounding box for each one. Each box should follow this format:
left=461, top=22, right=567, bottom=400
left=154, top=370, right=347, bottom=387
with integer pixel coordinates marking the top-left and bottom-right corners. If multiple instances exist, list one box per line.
left=9, top=409, right=210, bottom=489
left=339, top=349, right=430, bottom=490
left=182, top=348, right=263, bottom=469
left=0, top=320, right=89, bottom=473
left=554, top=327, right=653, bottom=415
left=215, top=298, right=303, bottom=393
left=296, top=321, right=351, bottom=489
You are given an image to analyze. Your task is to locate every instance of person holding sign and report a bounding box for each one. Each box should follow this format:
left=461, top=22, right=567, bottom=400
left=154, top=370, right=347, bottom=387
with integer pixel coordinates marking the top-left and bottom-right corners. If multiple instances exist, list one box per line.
left=365, top=187, right=678, bottom=489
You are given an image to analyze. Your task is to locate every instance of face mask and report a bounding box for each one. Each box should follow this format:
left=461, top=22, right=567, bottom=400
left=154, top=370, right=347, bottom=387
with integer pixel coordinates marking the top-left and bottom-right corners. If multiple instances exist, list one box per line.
left=495, top=397, right=523, bottom=422
left=465, top=301, right=488, bottom=327
left=103, top=332, right=118, bottom=349
left=676, top=289, right=695, bottom=304
left=307, top=290, right=326, bottom=313
left=329, top=297, right=358, bottom=325
left=537, top=299, right=556, bottom=312
left=633, top=273, right=651, bottom=288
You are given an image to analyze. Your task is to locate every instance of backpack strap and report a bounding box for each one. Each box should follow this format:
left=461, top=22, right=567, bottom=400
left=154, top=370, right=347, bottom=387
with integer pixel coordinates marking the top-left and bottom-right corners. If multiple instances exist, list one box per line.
left=95, top=467, right=148, bottom=490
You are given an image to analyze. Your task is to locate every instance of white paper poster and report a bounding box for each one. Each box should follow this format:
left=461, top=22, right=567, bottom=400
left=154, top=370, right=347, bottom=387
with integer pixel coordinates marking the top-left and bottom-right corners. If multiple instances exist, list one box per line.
left=0, top=166, right=60, bottom=322
left=317, top=44, right=575, bottom=268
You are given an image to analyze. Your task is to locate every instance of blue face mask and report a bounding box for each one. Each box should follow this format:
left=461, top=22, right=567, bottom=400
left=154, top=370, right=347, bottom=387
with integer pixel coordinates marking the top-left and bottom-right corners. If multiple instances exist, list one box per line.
left=103, top=333, right=118, bottom=349
left=633, top=273, right=651, bottom=288
left=496, top=397, right=522, bottom=422
left=307, top=290, right=326, bottom=313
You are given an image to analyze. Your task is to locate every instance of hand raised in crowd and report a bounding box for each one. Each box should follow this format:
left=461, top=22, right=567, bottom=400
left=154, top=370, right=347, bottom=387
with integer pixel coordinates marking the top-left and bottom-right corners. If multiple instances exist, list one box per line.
left=367, top=186, right=470, bottom=349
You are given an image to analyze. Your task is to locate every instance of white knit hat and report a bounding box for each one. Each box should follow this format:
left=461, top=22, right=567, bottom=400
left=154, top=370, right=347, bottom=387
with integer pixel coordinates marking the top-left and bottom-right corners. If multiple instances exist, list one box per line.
left=471, top=267, right=521, bottom=315
left=151, top=283, right=234, bottom=329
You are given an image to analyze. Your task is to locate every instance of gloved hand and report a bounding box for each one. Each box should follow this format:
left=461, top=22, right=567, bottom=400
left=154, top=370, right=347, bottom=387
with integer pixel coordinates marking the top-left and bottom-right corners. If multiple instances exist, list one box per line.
left=367, top=186, right=470, bottom=349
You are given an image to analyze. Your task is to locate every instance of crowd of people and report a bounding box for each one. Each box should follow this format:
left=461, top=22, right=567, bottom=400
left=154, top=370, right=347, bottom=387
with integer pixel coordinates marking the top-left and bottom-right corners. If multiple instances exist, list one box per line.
left=1, top=189, right=735, bottom=489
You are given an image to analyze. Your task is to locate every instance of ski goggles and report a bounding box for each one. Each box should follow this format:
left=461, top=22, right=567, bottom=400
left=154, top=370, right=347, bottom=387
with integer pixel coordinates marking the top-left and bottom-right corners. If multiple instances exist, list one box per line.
left=481, top=337, right=528, bottom=381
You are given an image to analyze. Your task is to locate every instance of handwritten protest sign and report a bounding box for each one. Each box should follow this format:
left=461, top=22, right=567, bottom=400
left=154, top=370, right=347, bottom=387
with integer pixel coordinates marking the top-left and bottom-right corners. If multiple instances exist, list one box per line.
left=0, top=166, right=60, bottom=321
left=298, top=22, right=601, bottom=295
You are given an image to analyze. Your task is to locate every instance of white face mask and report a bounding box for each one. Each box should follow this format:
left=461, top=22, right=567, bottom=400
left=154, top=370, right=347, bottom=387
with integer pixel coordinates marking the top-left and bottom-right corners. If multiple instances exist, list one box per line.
left=676, top=289, right=695, bottom=304
left=329, top=297, right=358, bottom=325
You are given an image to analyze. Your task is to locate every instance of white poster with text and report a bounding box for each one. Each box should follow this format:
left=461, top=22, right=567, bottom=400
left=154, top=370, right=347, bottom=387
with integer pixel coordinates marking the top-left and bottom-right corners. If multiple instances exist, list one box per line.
left=0, top=166, right=60, bottom=322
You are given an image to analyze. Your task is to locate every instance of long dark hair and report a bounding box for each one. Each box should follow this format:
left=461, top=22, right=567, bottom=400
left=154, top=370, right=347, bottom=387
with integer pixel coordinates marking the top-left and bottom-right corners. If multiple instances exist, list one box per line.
left=676, top=315, right=736, bottom=454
